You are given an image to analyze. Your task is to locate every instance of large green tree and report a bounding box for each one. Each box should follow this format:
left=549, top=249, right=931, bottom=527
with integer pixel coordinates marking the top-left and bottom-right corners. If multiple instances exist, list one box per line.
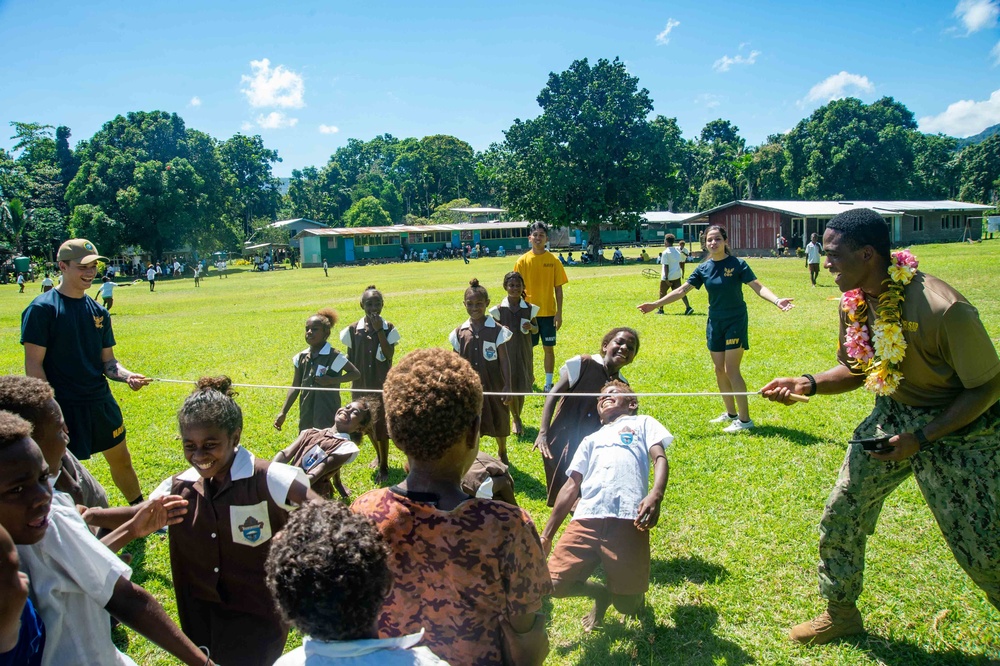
left=218, top=134, right=282, bottom=237
left=501, top=57, right=662, bottom=245
left=343, top=196, right=391, bottom=228
left=958, top=134, right=1000, bottom=206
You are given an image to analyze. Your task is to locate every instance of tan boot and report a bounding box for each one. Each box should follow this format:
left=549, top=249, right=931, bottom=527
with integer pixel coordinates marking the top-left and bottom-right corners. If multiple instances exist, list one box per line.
left=789, top=602, right=864, bottom=645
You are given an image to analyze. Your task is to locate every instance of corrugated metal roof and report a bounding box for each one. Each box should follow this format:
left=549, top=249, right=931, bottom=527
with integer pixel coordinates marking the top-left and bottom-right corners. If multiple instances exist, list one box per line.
left=267, top=218, right=328, bottom=228
left=694, top=200, right=994, bottom=219
left=642, top=211, right=697, bottom=223
left=448, top=207, right=506, bottom=214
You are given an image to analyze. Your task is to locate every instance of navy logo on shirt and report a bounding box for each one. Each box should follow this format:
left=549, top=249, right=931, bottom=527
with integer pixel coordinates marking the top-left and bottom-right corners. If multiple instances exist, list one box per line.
left=619, top=426, right=636, bottom=446
left=239, top=516, right=265, bottom=543
left=724, top=267, right=734, bottom=277
left=93, top=316, right=104, bottom=329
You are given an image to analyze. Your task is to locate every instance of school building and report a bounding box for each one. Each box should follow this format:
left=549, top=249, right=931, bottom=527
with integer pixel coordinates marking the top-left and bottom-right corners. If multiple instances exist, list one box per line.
left=678, top=200, right=994, bottom=255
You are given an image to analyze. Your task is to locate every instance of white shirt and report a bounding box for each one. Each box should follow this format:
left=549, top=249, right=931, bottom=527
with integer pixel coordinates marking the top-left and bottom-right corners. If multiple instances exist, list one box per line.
left=806, top=241, right=822, bottom=264
left=17, top=493, right=137, bottom=666
left=147, top=267, right=156, bottom=280
left=660, top=247, right=683, bottom=281
left=41, top=277, right=53, bottom=287
left=567, top=414, right=672, bottom=521
left=98, top=281, right=118, bottom=298
left=291, top=341, right=350, bottom=374
left=273, top=630, right=447, bottom=665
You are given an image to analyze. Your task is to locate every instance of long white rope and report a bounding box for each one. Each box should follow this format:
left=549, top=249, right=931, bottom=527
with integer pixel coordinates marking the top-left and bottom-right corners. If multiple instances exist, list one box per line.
left=149, top=377, right=792, bottom=400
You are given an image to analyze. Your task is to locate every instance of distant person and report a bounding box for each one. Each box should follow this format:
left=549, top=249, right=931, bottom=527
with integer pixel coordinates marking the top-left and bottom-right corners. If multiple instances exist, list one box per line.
left=657, top=234, right=693, bottom=316
left=146, top=263, right=156, bottom=292
left=94, top=275, right=131, bottom=311
left=678, top=239, right=691, bottom=277
left=216, top=258, right=227, bottom=278
left=16, top=273, right=24, bottom=293
left=558, top=252, right=568, bottom=266
left=514, top=222, right=569, bottom=392
left=639, top=248, right=650, bottom=262
left=322, top=258, right=328, bottom=277
left=805, top=233, right=822, bottom=286
left=612, top=247, right=624, bottom=265
left=39, top=274, right=53, bottom=293
left=267, top=500, right=447, bottom=665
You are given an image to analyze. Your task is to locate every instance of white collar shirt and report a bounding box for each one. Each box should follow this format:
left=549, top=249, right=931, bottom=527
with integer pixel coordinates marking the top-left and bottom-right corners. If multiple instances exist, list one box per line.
left=272, top=629, right=447, bottom=665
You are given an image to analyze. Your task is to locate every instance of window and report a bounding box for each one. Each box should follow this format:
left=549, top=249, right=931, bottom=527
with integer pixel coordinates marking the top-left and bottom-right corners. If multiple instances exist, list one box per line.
left=355, top=234, right=399, bottom=246
left=912, top=216, right=923, bottom=232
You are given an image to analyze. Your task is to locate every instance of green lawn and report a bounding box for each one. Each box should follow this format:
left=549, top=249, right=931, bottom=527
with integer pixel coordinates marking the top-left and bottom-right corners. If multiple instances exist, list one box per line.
left=1, top=242, right=998, bottom=665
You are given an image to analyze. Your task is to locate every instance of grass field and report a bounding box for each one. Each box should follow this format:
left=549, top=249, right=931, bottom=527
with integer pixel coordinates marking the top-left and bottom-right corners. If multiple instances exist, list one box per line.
left=1, top=241, right=999, bottom=665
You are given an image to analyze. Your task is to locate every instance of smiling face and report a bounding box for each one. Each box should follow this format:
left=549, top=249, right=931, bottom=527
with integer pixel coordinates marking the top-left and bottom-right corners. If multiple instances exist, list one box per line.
left=464, top=293, right=489, bottom=321
left=602, top=330, right=638, bottom=371
left=361, top=292, right=384, bottom=318
left=181, top=424, right=241, bottom=480
left=304, top=315, right=331, bottom=348
left=504, top=276, right=524, bottom=301
left=822, top=228, right=870, bottom=293
left=58, top=259, right=98, bottom=295
left=0, top=438, right=52, bottom=545
left=32, top=399, right=70, bottom=473
left=596, top=385, right=638, bottom=424
left=528, top=229, right=548, bottom=253
left=705, top=229, right=728, bottom=258
left=335, top=401, right=369, bottom=433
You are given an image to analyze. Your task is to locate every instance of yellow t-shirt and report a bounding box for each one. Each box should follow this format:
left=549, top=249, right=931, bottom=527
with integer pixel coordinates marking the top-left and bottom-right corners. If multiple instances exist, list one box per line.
left=513, top=250, right=569, bottom=317
left=837, top=272, right=1000, bottom=407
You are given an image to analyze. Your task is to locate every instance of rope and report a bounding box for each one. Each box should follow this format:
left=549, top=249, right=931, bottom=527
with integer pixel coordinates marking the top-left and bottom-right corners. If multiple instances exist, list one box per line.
left=149, top=377, right=796, bottom=400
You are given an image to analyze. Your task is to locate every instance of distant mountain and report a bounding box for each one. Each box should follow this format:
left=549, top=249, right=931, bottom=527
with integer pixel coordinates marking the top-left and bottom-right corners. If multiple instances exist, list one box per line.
left=955, top=123, right=1000, bottom=149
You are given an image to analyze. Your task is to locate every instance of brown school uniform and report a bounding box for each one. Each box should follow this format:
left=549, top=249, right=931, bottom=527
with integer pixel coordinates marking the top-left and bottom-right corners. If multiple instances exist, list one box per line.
left=273, top=428, right=360, bottom=498
left=449, top=317, right=513, bottom=438
left=151, top=447, right=308, bottom=666
left=293, top=341, right=348, bottom=432
left=543, top=354, right=625, bottom=507
left=462, top=451, right=516, bottom=501
left=489, top=297, right=539, bottom=393
left=340, top=317, right=401, bottom=442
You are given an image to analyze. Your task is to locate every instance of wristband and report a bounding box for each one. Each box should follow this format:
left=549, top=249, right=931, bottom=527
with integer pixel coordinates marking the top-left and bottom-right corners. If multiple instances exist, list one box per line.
left=801, top=374, right=817, bottom=397
left=915, top=428, right=931, bottom=451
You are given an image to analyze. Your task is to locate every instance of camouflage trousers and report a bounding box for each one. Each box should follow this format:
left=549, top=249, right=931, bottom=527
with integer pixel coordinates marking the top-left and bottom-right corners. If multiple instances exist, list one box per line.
left=818, top=396, right=1000, bottom=610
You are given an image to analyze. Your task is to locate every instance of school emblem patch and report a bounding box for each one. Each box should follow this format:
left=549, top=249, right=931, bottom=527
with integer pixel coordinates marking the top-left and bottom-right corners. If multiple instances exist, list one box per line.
left=302, top=444, right=326, bottom=472
left=230, top=501, right=272, bottom=547
left=619, top=426, right=636, bottom=446
left=93, top=316, right=104, bottom=329
left=483, top=341, right=498, bottom=361
left=724, top=267, right=734, bottom=277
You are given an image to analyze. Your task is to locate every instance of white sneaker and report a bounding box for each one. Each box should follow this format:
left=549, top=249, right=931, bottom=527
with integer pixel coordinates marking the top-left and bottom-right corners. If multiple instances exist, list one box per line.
left=709, top=412, right=737, bottom=424
left=723, top=419, right=755, bottom=433
left=543, top=383, right=554, bottom=393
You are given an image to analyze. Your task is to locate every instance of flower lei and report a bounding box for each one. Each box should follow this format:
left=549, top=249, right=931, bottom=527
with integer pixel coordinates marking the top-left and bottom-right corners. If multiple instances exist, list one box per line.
left=841, top=250, right=919, bottom=396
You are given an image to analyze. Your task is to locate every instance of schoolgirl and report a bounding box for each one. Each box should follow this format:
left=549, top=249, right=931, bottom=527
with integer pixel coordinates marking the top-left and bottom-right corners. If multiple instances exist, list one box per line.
left=488, top=271, right=539, bottom=436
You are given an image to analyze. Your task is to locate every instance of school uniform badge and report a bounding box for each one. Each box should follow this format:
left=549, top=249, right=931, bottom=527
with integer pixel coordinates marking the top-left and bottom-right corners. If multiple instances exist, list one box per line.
left=483, top=341, right=498, bottom=361
left=230, top=501, right=272, bottom=547
left=618, top=426, right=636, bottom=446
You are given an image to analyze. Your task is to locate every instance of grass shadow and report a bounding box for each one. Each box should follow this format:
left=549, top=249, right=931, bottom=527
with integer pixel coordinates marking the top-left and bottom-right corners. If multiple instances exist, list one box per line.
left=120, top=534, right=173, bottom=589
left=650, top=555, right=729, bottom=586
left=559, top=603, right=755, bottom=665
left=748, top=424, right=824, bottom=446
left=509, top=462, right=549, bottom=503
left=842, top=633, right=999, bottom=665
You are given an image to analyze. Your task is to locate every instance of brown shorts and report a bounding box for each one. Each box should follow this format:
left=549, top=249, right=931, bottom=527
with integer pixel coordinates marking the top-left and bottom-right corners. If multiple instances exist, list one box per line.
left=659, top=278, right=682, bottom=298
left=548, top=517, right=650, bottom=595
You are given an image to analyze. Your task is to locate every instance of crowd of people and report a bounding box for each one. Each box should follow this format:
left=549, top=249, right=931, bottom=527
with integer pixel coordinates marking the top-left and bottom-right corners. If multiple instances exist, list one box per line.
left=2, top=208, right=999, bottom=664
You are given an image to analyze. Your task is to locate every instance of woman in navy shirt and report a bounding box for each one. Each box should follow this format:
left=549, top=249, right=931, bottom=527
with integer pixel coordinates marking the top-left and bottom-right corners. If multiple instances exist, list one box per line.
left=639, top=225, right=793, bottom=432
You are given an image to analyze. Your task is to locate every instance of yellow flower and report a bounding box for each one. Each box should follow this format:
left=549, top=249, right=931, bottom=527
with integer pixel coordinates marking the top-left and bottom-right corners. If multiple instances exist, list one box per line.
left=888, top=264, right=915, bottom=285
left=864, top=363, right=902, bottom=395
left=873, top=321, right=906, bottom=364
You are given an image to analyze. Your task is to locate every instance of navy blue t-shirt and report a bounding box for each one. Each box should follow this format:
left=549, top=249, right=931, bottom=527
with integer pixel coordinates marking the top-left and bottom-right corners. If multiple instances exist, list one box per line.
left=0, top=599, right=45, bottom=666
left=20, top=289, right=115, bottom=405
left=686, top=255, right=757, bottom=319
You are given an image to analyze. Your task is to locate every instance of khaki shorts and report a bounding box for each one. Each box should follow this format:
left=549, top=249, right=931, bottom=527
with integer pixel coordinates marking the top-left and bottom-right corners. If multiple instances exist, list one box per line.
left=548, top=517, right=650, bottom=595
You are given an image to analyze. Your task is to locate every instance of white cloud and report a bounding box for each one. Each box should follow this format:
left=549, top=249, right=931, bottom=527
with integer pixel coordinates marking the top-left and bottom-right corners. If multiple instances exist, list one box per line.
left=655, top=19, right=680, bottom=45
left=694, top=93, right=723, bottom=109
left=240, top=121, right=254, bottom=132
left=256, top=112, right=299, bottom=129
left=802, top=71, right=874, bottom=103
left=918, top=88, right=1000, bottom=136
left=712, top=49, right=760, bottom=72
left=240, top=58, right=305, bottom=108
left=318, top=124, right=340, bottom=134
left=189, top=96, right=202, bottom=107
left=992, top=39, right=1000, bottom=65
left=954, top=0, right=999, bottom=33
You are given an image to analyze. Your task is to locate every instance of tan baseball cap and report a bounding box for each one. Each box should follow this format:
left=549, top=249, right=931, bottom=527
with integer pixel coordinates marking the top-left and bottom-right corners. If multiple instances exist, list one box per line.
left=57, top=239, right=107, bottom=264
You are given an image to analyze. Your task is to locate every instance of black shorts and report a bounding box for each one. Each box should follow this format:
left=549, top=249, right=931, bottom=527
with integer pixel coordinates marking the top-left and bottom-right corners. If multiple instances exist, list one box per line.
left=62, top=397, right=126, bottom=460
left=706, top=312, right=749, bottom=352
left=531, top=316, right=557, bottom=347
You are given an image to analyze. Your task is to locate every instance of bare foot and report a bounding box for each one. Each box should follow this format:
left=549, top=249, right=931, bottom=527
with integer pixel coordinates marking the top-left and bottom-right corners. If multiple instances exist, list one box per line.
left=582, top=589, right=611, bottom=633
left=374, top=468, right=389, bottom=485
left=512, top=418, right=524, bottom=436
left=368, top=458, right=378, bottom=469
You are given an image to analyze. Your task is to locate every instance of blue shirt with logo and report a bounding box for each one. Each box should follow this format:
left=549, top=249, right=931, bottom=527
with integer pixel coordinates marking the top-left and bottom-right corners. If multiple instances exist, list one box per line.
left=686, top=255, right=757, bottom=319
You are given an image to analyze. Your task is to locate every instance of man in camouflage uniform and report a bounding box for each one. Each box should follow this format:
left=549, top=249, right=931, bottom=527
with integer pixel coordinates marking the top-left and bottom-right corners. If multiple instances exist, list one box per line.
left=763, top=208, right=1000, bottom=645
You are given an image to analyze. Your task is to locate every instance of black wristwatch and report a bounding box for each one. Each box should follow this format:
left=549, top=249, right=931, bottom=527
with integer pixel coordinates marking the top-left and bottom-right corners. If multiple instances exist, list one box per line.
left=914, top=428, right=931, bottom=451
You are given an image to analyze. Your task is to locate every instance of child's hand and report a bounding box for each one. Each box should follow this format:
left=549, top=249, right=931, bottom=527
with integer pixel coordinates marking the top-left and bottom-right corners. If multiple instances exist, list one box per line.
left=533, top=432, right=552, bottom=459
left=128, top=496, right=190, bottom=538
left=634, top=495, right=662, bottom=531
left=539, top=535, right=552, bottom=557
left=273, top=413, right=286, bottom=430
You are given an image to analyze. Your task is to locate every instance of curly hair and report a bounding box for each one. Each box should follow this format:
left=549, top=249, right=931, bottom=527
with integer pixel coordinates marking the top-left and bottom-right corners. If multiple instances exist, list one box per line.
left=177, top=376, right=242, bottom=434
left=311, top=308, right=338, bottom=335
left=0, top=410, right=33, bottom=450
left=383, top=349, right=482, bottom=461
left=0, top=375, right=54, bottom=427
left=465, top=278, right=488, bottom=302
left=603, top=378, right=638, bottom=410
left=601, top=326, right=641, bottom=356
left=265, top=501, right=390, bottom=642
left=826, top=208, right=891, bottom=262
left=348, top=397, right=380, bottom=445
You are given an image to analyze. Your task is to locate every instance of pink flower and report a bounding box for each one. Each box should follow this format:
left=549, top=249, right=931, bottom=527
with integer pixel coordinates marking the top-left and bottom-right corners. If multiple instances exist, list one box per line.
left=892, top=250, right=918, bottom=270
left=841, top=289, right=865, bottom=314
left=844, top=322, right=874, bottom=362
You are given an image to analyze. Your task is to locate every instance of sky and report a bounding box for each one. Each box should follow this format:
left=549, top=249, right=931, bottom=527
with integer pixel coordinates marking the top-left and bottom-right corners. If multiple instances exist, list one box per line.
left=2, top=0, right=999, bottom=178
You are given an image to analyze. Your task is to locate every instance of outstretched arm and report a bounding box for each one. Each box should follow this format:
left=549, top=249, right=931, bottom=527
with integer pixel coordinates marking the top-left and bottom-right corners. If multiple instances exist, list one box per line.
left=636, top=445, right=669, bottom=530
left=533, top=375, right=568, bottom=458
left=638, top=282, right=694, bottom=313
left=540, top=471, right=582, bottom=556
left=747, top=280, right=793, bottom=311
left=100, top=348, right=151, bottom=391
left=761, top=364, right=864, bottom=405
left=274, top=363, right=304, bottom=430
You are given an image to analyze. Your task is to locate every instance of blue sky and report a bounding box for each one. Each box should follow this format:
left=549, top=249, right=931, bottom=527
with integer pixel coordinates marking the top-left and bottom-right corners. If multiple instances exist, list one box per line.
left=2, top=0, right=999, bottom=177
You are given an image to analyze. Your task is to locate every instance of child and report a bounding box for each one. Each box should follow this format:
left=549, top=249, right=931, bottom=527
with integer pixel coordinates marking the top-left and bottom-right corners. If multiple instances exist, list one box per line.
left=340, top=285, right=401, bottom=484
left=193, top=263, right=201, bottom=287
left=352, top=350, right=550, bottom=666
left=267, top=500, right=447, bottom=665
left=489, top=271, right=538, bottom=437
left=462, top=451, right=517, bottom=506
left=0, top=411, right=212, bottom=666
left=94, top=275, right=130, bottom=311
left=275, top=309, right=361, bottom=433
left=146, top=263, right=156, bottom=292
left=540, top=381, right=670, bottom=632
left=449, top=278, right=513, bottom=464
left=39, top=274, right=53, bottom=293
left=0, top=523, right=44, bottom=666
left=151, top=376, right=315, bottom=666
left=16, top=274, right=24, bottom=293
left=534, top=327, right=639, bottom=507
left=273, top=399, right=376, bottom=499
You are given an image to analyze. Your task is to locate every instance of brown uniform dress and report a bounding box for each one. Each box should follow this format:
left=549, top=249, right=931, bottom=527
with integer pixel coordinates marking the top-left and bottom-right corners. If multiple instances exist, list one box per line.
left=489, top=297, right=539, bottom=393
left=273, top=428, right=360, bottom=498
left=450, top=317, right=513, bottom=438
left=293, top=342, right=348, bottom=432
left=543, top=354, right=625, bottom=506
left=152, top=448, right=307, bottom=666
left=340, top=317, right=400, bottom=442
